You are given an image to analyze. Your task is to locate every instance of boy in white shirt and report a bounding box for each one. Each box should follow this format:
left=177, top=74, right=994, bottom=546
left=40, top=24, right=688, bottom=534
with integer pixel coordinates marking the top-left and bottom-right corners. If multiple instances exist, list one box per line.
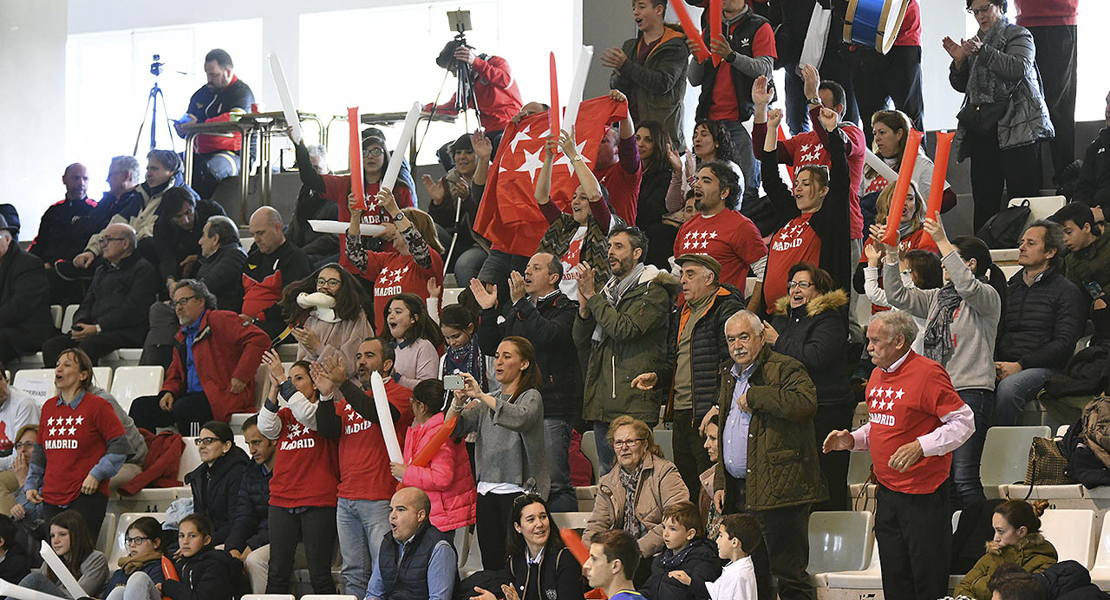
left=675, top=513, right=761, bottom=600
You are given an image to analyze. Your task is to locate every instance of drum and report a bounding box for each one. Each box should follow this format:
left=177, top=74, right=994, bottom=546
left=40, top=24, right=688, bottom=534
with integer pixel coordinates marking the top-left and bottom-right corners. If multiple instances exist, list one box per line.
left=843, top=0, right=912, bottom=55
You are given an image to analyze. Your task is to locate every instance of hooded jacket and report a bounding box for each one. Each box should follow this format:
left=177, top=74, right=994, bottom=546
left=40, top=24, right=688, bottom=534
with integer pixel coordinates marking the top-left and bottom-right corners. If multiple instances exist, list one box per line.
left=1037, top=559, right=1110, bottom=600
left=771, top=289, right=852, bottom=406
left=574, top=265, right=679, bottom=425
left=583, top=453, right=690, bottom=558
left=611, top=25, right=691, bottom=151
left=185, top=445, right=251, bottom=546
left=639, top=537, right=722, bottom=600
left=955, top=533, right=1058, bottom=600
left=715, top=345, right=828, bottom=511
left=401, top=412, right=477, bottom=532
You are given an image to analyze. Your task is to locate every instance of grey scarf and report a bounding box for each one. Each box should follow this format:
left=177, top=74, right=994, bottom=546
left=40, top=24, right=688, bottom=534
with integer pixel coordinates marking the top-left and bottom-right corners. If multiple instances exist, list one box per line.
left=966, top=16, right=1016, bottom=106
left=592, top=262, right=648, bottom=342
left=619, top=461, right=646, bottom=538
left=923, top=283, right=963, bottom=362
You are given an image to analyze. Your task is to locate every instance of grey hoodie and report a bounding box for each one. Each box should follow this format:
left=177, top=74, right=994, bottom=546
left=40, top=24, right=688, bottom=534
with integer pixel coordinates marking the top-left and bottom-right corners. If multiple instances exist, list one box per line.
left=883, top=251, right=1001, bottom=391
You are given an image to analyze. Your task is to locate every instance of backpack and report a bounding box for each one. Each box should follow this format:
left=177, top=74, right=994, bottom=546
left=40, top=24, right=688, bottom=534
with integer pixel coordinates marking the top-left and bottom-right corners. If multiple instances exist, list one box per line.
left=976, top=199, right=1031, bottom=249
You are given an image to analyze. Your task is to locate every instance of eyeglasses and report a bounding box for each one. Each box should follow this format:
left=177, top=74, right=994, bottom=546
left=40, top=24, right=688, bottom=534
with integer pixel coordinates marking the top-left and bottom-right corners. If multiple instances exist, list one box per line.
left=13, top=442, right=34, bottom=451
left=125, top=536, right=151, bottom=546
left=967, top=5, right=995, bottom=15
left=613, top=438, right=644, bottom=449
left=316, top=278, right=342, bottom=288
left=172, top=296, right=198, bottom=308
left=194, top=437, right=222, bottom=446
left=787, top=281, right=813, bottom=289
left=363, top=147, right=385, bottom=157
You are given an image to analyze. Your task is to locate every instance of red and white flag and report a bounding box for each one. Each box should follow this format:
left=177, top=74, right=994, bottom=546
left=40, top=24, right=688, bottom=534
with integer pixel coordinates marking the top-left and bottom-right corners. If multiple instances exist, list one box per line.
left=474, top=96, right=628, bottom=257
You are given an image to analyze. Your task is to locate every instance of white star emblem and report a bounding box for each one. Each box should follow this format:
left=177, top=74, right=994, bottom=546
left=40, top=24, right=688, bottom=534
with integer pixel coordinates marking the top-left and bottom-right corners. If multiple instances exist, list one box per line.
left=800, top=144, right=813, bottom=154
left=515, top=148, right=546, bottom=183
left=779, top=230, right=789, bottom=240
left=47, top=417, right=54, bottom=426
left=894, top=388, right=905, bottom=400
left=554, top=140, right=591, bottom=174
left=49, top=428, right=57, bottom=436
left=508, top=129, right=533, bottom=153
left=65, top=417, right=73, bottom=426
left=884, top=387, right=895, bottom=399
left=68, top=427, right=76, bottom=435
left=347, top=412, right=357, bottom=422
left=75, top=416, right=83, bottom=425
left=870, top=399, right=878, bottom=409
left=708, top=231, right=718, bottom=239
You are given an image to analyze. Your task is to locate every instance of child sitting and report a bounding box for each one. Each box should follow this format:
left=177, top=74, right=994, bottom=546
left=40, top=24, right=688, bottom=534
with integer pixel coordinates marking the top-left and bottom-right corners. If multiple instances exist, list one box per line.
left=639, top=502, right=721, bottom=600
left=674, top=513, right=761, bottom=600
left=101, top=516, right=175, bottom=600
left=160, top=514, right=243, bottom=600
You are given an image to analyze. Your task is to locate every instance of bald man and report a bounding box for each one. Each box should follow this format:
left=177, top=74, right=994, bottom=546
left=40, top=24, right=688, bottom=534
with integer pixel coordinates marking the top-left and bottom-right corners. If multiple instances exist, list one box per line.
left=28, top=163, right=98, bottom=304
left=42, top=223, right=160, bottom=366
left=241, top=207, right=311, bottom=339
left=368, top=487, right=456, bottom=600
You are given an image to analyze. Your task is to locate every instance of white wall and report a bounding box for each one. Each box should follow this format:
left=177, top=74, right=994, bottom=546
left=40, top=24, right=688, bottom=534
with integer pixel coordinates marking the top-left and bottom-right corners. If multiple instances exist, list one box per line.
left=0, top=0, right=68, bottom=238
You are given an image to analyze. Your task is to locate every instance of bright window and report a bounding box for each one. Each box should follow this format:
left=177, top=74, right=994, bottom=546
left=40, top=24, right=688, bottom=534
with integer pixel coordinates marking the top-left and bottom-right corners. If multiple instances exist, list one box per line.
left=298, top=0, right=575, bottom=171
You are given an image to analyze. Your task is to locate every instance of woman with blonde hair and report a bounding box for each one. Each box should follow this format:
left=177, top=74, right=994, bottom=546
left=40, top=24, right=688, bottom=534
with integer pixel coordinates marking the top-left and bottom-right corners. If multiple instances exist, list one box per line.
left=582, top=415, right=688, bottom=575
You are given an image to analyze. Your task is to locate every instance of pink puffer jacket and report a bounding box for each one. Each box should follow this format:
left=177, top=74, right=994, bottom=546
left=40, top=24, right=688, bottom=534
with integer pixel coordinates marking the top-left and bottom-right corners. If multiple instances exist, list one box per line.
left=401, top=412, right=477, bottom=531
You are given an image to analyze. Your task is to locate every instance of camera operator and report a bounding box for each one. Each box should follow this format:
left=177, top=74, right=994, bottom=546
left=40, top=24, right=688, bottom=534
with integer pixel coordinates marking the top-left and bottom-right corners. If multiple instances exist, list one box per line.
left=424, top=38, right=522, bottom=158
left=174, top=48, right=255, bottom=199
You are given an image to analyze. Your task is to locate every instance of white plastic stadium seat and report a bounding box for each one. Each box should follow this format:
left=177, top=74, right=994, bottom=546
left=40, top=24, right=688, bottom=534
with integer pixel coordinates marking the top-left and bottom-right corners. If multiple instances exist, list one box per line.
left=1087, top=517, right=1110, bottom=588
left=109, top=366, right=163, bottom=412
left=301, top=596, right=358, bottom=600
left=12, top=369, right=56, bottom=406
left=1040, top=509, right=1097, bottom=568
left=177, top=437, right=203, bottom=482
left=61, top=304, right=79, bottom=334
left=808, top=511, right=873, bottom=575
left=50, top=305, right=63, bottom=330
left=652, top=428, right=674, bottom=462
left=552, top=511, right=592, bottom=531
left=580, top=431, right=601, bottom=483
left=242, top=596, right=294, bottom=600
left=97, top=513, right=116, bottom=557
left=443, top=287, right=463, bottom=307
left=980, top=426, right=1050, bottom=498
left=820, top=540, right=882, bottom=591
left=1008, top=195, right=1066, bottom=230
left=91, top=366, right=112, bottom=390
left=1000, top=265, right=1021, bottom=279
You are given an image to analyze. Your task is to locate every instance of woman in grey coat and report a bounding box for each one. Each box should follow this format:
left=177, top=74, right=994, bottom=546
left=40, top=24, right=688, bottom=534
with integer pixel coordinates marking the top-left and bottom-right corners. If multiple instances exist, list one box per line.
left=450, top=335, right=548, bottom=572
left=881, top=216, right=1006, bottom=508
left=944, top=0, right=1054, bottom=232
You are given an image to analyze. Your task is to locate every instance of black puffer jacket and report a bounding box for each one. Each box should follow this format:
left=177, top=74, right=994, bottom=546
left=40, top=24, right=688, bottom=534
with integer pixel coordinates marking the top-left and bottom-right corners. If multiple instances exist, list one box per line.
left=1037, top=560, right=1110, bottom=600
left=223, top=461, right=271, bottom=553
left=770, top=290, right=852, bottom=406
left=74, top=252, right=160, bottom=340
left=477, top=292, right=581, bottom=422
left=0, top=244, right=54, bottom=358
left=1075, top=128, right=1110, bottom=211
left=185, top=446, right=251, bottom=546
left=657, top=284, right=745, bottom=426
left=162, top=547, right=244, bottom=600
left=639, top=537, right=722, bottom=600
left=997, top=266, right=1086, bottom=370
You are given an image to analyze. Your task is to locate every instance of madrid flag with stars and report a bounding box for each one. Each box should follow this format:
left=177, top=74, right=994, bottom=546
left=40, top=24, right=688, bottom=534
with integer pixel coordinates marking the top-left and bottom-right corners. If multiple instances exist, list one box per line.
left=474, top=96, right=628, bottom=257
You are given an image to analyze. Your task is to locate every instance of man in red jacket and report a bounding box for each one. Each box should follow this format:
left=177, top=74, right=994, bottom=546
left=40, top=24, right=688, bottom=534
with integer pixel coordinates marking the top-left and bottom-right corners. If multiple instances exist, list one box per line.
left=129, top=279, right=269, bottom=434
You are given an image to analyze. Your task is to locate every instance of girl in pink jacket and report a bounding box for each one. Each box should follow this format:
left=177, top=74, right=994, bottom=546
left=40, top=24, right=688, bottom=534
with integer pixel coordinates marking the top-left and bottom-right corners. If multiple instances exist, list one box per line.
left=391, top=379, right=477, bottom=535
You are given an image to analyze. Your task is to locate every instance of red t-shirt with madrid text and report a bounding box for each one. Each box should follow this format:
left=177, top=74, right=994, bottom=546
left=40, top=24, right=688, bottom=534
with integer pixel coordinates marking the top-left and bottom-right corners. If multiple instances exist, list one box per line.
left=763, top=214, right=821, bottom=311
left=358, top=250, right=444, bottom=334
left=269, top=406, right=340, bottom=509
left=674, top=210, right=767, bottom=289
left=40, top=392, right=126, bottom=505
left=865, top=351, right=965, bottom=494
left=335, top=379, right=413, bottom=501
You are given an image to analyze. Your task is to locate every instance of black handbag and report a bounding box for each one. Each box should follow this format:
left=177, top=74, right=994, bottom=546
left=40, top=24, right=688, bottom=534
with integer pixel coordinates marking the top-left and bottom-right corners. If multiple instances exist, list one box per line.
left=976, top=199, right=1031, bottom=249
left=957, top=101, right=1009, bottom=135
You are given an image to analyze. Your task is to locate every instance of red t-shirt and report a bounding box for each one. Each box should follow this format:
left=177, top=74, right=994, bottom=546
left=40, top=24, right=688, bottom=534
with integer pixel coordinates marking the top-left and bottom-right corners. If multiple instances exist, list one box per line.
left=594, top=136, right=643, bottom=225
left=865, top=352, right=965, bottom=494
left=1015, top=0, right=1078, bottom=27
left=780, top=120, right=867, bottom=239
left=859, top=228, right=940, bottom=313
left=708, top=22, right=776, bottom=122
left=320, top=175, right=415, bottom=275
left=269, top=407, right=340, bottom=509
left=895, top=0, right=921, bottom=47
left=359, top=251, right=444, bottom=334
left=335, top=380, right=413, bottom=501
left=764, top=214, right=821, bottom=310
left=40, top=393, right=126, bottom=505
left=674, top=210, right=767, bottom=289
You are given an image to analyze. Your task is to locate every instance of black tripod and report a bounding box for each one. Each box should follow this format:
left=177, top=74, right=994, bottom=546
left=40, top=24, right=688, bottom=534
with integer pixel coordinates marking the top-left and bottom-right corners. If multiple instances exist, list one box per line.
left=133, top=54, right=177, bottom=155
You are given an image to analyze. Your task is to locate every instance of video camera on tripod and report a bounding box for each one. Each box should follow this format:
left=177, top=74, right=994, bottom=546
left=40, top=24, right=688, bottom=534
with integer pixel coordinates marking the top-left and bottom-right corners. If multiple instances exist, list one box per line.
left=435, top=10, right=479, bottom=118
